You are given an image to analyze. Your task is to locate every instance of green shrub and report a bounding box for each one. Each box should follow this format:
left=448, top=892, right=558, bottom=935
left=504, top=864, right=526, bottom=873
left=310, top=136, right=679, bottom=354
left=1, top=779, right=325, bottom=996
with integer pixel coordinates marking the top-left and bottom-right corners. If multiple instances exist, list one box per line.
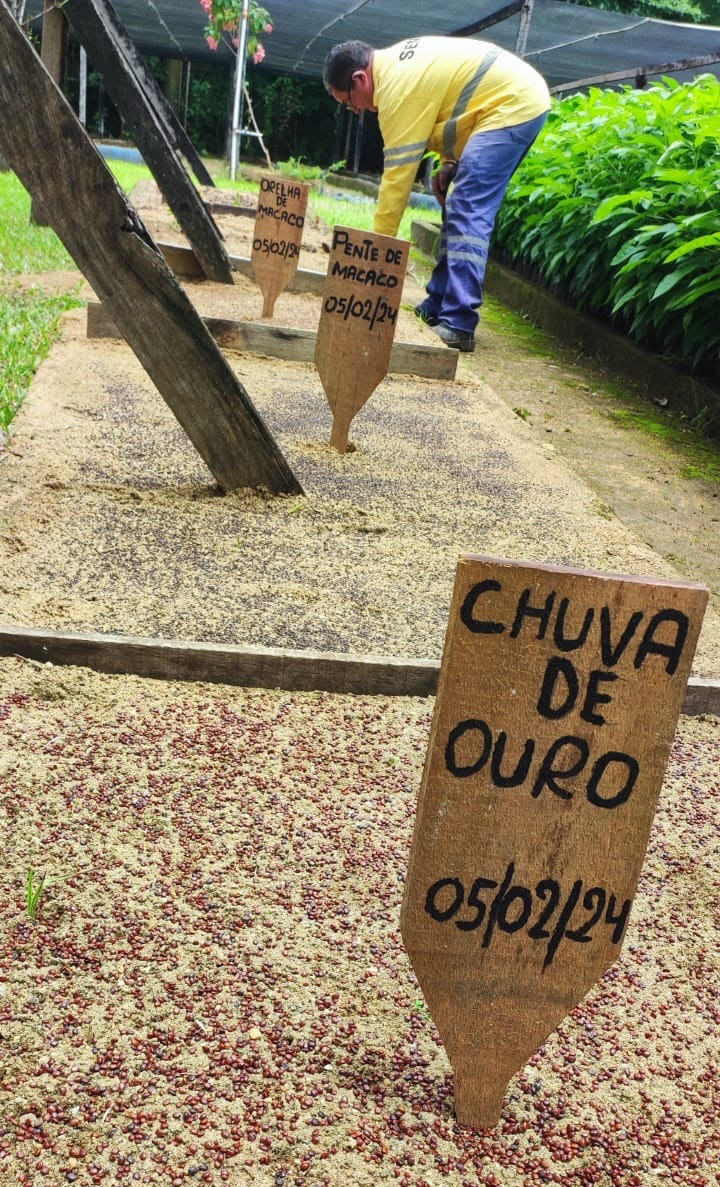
left=494, top=75, right=720, bottom=375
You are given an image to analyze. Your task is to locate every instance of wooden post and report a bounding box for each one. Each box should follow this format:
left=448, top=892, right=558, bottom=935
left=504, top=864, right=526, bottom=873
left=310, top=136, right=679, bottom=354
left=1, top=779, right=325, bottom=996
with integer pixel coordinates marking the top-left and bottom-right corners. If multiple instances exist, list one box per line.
left=61, top=0, right=226, bottom=278
left=515, top=0, right=535, bottom=57
left=31, top=2, right=70, bottom=225
left=40, top=1, right=69, bottom=82
left=315, top=226, right=409, bottom=452
left=0, top=4, right=301, bottom=495
left=63, top=0, right=215, bottom=188
left=401, top=555, right=708, bottom=1128
left=251, top=174, right=310, bottom=318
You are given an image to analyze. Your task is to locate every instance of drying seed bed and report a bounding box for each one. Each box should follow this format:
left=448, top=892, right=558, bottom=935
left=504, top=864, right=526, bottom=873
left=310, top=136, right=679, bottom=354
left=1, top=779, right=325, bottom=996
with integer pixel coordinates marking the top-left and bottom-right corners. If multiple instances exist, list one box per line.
left=1, top=658, right=719, bottom=1186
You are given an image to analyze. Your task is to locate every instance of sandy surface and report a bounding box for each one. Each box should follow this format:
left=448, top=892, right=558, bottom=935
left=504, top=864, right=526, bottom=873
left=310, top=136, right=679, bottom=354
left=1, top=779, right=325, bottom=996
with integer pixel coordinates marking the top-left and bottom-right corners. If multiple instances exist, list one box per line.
left=1, top=183, right=719, bottom=673
left=1, top=184, right=719, bottom=1186
left=1, top=656, right=719, bottom=1186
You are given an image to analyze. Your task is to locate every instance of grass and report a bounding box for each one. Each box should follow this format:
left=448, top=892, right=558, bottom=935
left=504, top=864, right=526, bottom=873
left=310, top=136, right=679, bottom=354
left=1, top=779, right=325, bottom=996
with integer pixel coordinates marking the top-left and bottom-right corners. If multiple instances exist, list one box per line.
left=610, top=407, right=720, bottom=483
left=0, top=171, right=85, bottom=444
left=0, top=173, right=75, bottom=276
left=0, top=164, right=152, bottom=444
left=0, top=286, right=83, bottom=440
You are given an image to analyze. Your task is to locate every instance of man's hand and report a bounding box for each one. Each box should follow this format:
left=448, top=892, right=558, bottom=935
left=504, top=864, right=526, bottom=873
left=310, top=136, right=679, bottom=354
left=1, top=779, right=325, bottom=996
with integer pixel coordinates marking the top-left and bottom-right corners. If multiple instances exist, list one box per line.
left=432, top=161, right=458, bottom=207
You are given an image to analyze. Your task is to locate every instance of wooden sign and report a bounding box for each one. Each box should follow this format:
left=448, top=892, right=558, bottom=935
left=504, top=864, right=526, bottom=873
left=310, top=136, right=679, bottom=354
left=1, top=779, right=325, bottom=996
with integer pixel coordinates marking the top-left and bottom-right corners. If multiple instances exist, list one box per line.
left=315, top=226, right=409, bottom=452
left=251, top=174, right=309, bottom=318
left=401, top=555, right=708, bottom=1128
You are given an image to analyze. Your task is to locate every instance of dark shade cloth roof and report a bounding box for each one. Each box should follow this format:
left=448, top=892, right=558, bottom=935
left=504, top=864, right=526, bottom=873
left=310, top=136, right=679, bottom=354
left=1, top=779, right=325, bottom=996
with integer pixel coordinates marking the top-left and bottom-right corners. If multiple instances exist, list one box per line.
left=24, top=0, right=720, bottom=88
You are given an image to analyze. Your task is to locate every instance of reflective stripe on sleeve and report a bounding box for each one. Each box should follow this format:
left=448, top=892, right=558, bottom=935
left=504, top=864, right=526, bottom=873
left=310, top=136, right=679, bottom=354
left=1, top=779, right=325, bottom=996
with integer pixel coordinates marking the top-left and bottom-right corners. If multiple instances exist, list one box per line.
left=383, top=139, right=428, bottom=169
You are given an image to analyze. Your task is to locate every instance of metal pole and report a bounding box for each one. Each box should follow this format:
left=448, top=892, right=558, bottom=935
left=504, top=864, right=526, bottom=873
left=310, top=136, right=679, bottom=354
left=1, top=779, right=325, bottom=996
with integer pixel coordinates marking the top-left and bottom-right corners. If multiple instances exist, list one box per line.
left=230, top=0, right=250, bottom=180
left=79, top=46, right=87, bottom=126
left=515, top=0, right=535, bottom=57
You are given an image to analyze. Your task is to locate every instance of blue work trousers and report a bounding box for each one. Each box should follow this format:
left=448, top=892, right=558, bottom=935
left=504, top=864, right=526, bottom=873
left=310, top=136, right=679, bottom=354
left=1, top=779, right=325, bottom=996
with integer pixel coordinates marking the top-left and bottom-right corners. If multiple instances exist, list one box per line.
left=423, top=112, right=547, bottom=334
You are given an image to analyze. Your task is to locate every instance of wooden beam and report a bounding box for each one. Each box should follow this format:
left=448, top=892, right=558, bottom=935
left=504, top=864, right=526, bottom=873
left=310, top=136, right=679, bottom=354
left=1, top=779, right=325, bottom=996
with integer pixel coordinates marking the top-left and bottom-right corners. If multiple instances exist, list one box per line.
left=0, top=4, right=301, bottom=495
left=0, top=624, right=716, bottom=712
left=452, top=1, right=524, bottom=37
left=31, top=3, right=71, bottom=224
left=40, top=2, right=69, bottom=82
left=86, top=300, right=460, bottom=380
left=550, top=52, right=720, bottom=94
left=62, top=0, right=229, bottom=280
left=158, top=241, right=329, bottom=293
left=515, top=0, right=535, bottom=57
left=0, top=626, right=439, bottom=698
left=206, top=202, right=255, bottom=218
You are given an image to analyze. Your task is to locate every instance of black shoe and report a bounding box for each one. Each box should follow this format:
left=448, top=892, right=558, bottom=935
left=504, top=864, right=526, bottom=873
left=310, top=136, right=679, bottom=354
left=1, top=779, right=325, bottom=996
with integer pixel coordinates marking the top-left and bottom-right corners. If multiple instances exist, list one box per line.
left=414, top=304, right=440, bottom=326
left=429, top=321, right=475, bottom=353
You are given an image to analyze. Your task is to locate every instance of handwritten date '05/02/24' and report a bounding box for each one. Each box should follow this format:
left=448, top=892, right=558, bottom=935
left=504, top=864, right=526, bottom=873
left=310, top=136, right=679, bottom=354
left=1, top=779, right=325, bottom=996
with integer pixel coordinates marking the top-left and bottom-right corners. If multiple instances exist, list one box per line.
left=424, top=862, right=632, bottom=971
left=322, top=292, right=398, bottom=331
left=252, top=236, right=300, bottom=261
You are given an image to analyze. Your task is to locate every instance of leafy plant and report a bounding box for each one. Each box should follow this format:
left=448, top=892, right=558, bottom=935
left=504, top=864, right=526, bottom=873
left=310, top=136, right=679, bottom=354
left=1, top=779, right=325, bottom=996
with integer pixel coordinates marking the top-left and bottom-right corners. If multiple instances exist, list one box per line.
left=199, top=0, right=273, bottom=61
left=275, top=156, right=346, bottom=182
left=494, top=75, right=720, bottom=379
left=25, top=867, right=47, bottom=919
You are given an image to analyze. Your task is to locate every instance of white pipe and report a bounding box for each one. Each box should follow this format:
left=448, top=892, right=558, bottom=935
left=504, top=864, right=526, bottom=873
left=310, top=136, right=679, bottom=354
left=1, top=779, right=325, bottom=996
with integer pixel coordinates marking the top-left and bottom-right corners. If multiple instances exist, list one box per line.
left=79, top=46, right=87, bottom=127
left=229, top=0, right=250, bottom=181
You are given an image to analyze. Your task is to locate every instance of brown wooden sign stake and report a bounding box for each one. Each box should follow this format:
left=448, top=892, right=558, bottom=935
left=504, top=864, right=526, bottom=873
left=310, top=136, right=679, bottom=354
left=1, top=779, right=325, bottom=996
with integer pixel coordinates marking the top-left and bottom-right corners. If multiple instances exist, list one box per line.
left=315, top=227, right=409, bottom=452
left=401, top=554, right=708, bottom=1128
left=251, top=175, right=310, bottom=318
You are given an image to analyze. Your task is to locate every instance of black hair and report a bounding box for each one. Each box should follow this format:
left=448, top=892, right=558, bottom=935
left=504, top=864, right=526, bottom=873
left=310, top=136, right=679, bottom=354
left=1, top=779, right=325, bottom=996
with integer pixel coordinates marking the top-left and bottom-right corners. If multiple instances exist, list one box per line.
left=322, top=41, right=374, bottom=94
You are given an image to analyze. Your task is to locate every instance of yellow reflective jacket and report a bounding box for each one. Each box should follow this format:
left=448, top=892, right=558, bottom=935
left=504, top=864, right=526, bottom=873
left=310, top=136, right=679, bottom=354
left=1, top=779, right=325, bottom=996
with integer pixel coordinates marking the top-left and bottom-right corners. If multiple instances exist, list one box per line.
left=371, top=36, right=550, bottom=237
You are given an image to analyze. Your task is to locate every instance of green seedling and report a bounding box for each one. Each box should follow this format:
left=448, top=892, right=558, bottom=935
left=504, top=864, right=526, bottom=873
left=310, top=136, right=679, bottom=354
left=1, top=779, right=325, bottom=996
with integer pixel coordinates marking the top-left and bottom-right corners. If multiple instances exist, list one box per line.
left=25, top=867, right=47, bottom=920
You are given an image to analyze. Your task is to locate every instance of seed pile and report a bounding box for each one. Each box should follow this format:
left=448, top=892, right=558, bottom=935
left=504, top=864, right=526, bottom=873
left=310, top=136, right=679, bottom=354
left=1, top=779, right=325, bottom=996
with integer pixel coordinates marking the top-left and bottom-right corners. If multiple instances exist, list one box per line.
left=1, top=658, right=718, bottom=1186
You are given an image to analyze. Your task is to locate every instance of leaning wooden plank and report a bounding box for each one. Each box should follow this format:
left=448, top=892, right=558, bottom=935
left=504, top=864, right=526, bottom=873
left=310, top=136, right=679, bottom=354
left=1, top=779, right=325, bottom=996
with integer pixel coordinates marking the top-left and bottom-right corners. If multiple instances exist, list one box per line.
left=550, top=53, right=720, bottom=95
left=62, top=0, right=230, bottom=281
left=30, top=3, right=70, bottom=225
left=0, top=5, right=301, bottom=495
left=86, top=301, right=459, bottom=380
left=158, top=241, right=329, bottom=294
left=66, top=0, right=214, bottom=188
left=0, top=626, right=440, bottom=699
left=0, top=625, right=716, bottom=713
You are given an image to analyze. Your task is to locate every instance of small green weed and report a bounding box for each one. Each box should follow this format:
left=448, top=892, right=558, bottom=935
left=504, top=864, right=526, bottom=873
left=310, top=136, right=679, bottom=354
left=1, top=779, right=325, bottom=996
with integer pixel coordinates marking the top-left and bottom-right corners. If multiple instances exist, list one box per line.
left=513, top=406, right=531, bottom=421
left=26, top=867, right=47, bottom=919
left=275, top=156, right=346, bottom=183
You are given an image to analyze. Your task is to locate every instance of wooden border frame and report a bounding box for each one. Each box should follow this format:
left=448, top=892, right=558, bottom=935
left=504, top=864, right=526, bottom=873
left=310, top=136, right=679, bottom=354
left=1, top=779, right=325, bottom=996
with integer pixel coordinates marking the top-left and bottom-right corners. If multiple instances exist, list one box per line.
left=0, top=626, right=716, bottom=712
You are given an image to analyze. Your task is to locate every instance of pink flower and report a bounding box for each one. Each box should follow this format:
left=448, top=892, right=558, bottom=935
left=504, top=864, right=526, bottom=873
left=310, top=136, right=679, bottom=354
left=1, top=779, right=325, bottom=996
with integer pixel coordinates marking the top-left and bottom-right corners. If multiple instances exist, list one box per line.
left=264, top=23, right=273, bottom=33
left=200, top=0, right=211, bottom=12
left=253, top=44, right=266, bottom=63
left=205, top=34, right=218, bottom=50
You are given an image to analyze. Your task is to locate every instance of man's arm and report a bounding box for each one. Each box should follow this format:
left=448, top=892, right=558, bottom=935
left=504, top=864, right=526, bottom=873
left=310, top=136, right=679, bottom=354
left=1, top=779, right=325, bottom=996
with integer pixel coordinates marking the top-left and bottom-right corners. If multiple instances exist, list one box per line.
left=374, top=98, right=442, bottom=237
